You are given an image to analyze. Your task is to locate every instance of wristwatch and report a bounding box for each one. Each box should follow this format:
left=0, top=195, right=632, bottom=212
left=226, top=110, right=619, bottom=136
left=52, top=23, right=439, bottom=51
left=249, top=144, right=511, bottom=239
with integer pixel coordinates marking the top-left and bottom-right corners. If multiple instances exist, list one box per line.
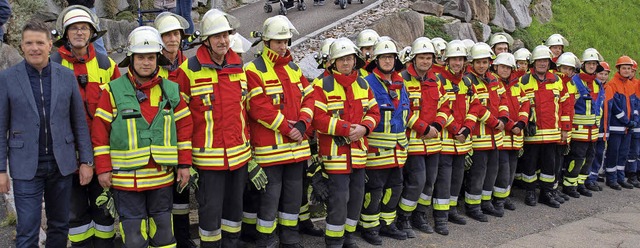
left=82, top=161, right=94, bottom=167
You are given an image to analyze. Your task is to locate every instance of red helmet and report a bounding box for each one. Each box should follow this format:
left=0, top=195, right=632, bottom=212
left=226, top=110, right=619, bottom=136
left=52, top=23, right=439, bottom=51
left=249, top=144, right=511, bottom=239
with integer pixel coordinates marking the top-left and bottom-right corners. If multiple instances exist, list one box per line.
left=600, top=61, right=610, bottom=72
left=633, top=60, right=638, bottom=70
left=616, top=55, right=634, bottom=67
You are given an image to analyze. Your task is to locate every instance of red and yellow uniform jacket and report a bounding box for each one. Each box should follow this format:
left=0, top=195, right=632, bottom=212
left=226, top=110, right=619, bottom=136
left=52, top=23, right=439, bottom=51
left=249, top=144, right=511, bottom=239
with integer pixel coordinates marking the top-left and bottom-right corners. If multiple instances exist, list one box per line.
left=438, top=67, right=483, bottom=155
left=312, top=71, right=380, bottom=174
left=557, top=72, right=577, bottom=144
left=173, top=46, right=251, bottom=171
left=463, top=71, right=509, bottom=150
left=498, top=72, right=530, bottom=150
left=401, top=64, right=450, bottom=155
left=51, top=43, right=121, bottom=127
left=245, top=47, right=314, bottom=166
left=159, top=50, right=187, bottom=82
left=519, top=72, right=570, bottom=144
left=92, top=70, right=193, bottom=191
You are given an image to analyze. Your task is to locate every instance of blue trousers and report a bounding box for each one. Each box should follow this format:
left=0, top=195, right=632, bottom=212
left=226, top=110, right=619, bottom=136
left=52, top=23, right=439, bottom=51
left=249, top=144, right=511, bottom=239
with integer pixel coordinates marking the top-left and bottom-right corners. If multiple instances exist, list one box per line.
left=174, top=0, right=194, bottom=34
left=13, top=160, right=72, bottom=248
left=587, top=138, right=606, bottom=183
left=604, top=133, right=632, bottom=183
left=626, top=137, right=640, bottom=174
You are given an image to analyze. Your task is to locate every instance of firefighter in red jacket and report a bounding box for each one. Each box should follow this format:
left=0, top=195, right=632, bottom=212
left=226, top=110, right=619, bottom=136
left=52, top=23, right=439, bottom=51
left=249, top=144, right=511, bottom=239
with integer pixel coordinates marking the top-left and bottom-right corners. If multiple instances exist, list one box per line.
left=399, top=37, right=451, bottom=236
left=155, top=12, right=189, bottom=82
left=245, top=15, right=314, bottom=248
left=312, top=37, right=380, bottom=248
left=51, top=5, right=120, bottom=247
left=355, top=29, right=380, bottom=77
left=545, top=34, right=568, bottom=63
left=463, top=43, right=509, bottom=222
left=430, top=37, right=447, bottom=75
left=93, top=26, right=193, bottom=248
left=492, top=52, right=529, bottom=214
left=172, top=9, right=254, bottom=247
left=514, top=48, right=532, bottom=73
left=518, top=45, right=570, bottom=208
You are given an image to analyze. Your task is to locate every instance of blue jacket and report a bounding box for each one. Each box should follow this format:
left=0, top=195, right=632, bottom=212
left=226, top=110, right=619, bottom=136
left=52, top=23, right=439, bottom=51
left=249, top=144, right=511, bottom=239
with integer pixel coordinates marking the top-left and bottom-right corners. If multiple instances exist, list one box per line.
left=0, top=0, right=10, bottom=43
left=365, top=72, right=410, bottom=149
left=0, top=60, right=93, bottom=179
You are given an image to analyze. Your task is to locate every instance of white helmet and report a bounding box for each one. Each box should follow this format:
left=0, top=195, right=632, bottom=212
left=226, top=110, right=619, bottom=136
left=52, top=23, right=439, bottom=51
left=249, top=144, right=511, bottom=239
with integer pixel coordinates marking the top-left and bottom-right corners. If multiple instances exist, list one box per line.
left=462, top=39, right=475, bottom=52
left=200, top=9, right=239, bottom=39
left=556, top=52, right=580, bottom=68
left=155, top=12, right=190, bottom=35
left=545, top=33, right=569, bottom=47
left=469, top=42, right=495, bottom=61
left=399, top=46, right=412, bottom=64
left=55, top=5, right=104, bottom=46
left=315, top=38, right=336, bottom=69
left=370, top=36, right=398, bottom=60
left=356, top=29, right=380, bottom=48
left=529, top=45, right=553, bottom=63
left=229, top=33, right=251, bottom=54
left=406, top=37, right=435, bottom=62
left=260, top=15, right=298, bottom=41
left=444, top=40, right=468, bottom=59
left=119, top=26, right=170, bottom=67
left=493, top=52, right=517, bottom=69
left=581, top=48, right=604, bottom=62
left=513, top=48, right=531, bottom=61
left=489, top=32, right=513, bottom=48
left=431, top=37, right=447, bottom=52
left=328, top=37, right=365, bottom=69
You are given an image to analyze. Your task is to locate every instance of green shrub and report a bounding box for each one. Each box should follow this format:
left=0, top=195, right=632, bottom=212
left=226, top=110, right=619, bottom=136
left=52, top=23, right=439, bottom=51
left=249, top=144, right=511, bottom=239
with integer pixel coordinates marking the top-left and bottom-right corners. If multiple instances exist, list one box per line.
left=424, top=16, right=452, bottom=41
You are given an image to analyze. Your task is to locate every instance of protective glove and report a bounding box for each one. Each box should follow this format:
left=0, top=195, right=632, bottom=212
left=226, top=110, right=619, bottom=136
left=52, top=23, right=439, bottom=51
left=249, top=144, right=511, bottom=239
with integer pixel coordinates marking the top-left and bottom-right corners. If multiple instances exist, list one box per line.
left=561, top=144, right=570, bottom=156
left=333, top=136, right=350, bottom=147
left=310, top=171, right=330, bottom=204
left=518, top=148, right=524, bottom=158
left=627, top=121, right=638, bottom=128
left=95, top=188, right=118, bottom=219
left=177, top=167, right=199, bottom=194
left=248, top=159, right=268, bottom=191
left=306, top=154, right=322, bottom=178
left=464, top=150, right=474, bottom=171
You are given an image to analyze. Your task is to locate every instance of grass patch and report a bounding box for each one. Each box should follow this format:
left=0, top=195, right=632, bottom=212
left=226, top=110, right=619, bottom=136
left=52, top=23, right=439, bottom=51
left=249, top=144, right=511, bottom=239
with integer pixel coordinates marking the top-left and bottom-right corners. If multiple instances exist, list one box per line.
left=525, top=0, right=640, bottom=63
left=0, top=212, right=16, bottom=227
left=424, top=16, right=452, bottom=41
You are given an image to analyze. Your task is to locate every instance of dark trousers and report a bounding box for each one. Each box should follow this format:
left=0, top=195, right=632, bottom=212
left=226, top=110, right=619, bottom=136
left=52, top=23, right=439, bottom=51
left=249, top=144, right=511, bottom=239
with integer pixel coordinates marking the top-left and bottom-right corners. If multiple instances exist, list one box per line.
left=449, top=155, right=466, bottom=207
left=257, top=162, right=304, bottom=245
left=520, top=143, right=557, bottom=190
left=172, top=175, right=191, bottom=248
left=13, top=160, right=72, bottom=248
left=465, top=149, right=498, bottom=205
left=113, top=186, right=175, bottom=248
left=604, top=133, right=632, bottom=182
left=416, top=154, right=446, bottom=212
left=325, top=168, right=365, bottom=246
left=299, top=162, right=312, bottom=222
left=626, top=137, right=640, bottom=174
left=563, top=141, right=594, bottom=186
left=197, top=166, right=247, bottom=247
left=173, top=0, right=194, bottom=34
left=554, top=144, right=567, bottom=188
left=587, top=138, right=606, bottom=183
left=495, top=150, right=518, bottom=199
left=360, top=167, right=403, bottom=229
left=398, top=155, right=427, bottom=215
left=69, top=173, right=115, bottom=248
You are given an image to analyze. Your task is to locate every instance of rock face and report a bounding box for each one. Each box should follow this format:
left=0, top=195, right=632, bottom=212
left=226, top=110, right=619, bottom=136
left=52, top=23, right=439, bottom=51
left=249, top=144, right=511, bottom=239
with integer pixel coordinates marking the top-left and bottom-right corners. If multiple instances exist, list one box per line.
left=480, top=22, right=491, bottom=42
left=0, top=44, right=23, bottom=71
left=491, top=0, right=516, bottom=32
left=532, top=0, right=553, bottom=24
left=468, top=0, right=491, bottom=24
left=411, top=1, right=445, bottom=16
left=100, top=18, right=138, bottom=52
left=372, top=11, right=425, bottom=48
left=443, top=20, right=478, bottom=41
left=95, top=0, right=130, bottom=18
left=505, top=0, right=532, bottom=28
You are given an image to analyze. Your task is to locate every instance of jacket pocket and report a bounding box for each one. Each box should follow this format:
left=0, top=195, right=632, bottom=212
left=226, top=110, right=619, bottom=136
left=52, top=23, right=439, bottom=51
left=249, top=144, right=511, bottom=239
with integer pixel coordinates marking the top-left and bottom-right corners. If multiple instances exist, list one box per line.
left=8, top=140, right=24, bottom=148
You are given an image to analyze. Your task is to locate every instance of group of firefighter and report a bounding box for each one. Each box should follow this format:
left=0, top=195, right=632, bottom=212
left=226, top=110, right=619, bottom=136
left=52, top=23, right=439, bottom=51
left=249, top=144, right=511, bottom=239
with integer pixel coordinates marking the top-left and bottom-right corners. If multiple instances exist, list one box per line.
left=48, top=4, right=640, bottom=248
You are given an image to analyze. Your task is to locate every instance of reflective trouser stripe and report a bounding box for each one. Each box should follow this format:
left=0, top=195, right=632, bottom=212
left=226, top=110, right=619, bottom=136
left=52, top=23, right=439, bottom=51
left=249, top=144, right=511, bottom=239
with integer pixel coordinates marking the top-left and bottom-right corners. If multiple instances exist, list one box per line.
left=449, top=196, right=459, bottom=207
left=493, top=186, right=510, bottom=199
left=563, top=177, right=578, bottom=187
left=299, top=202, right=310, bottom=221
left=432, top=198, right=450, bottom=211
left=380, top=211, right=396, bottom=226
left=172, top=203, right=190, bottom=215
left=221, top=219, right=242, bottom=233
left=464, top=192, right=481, bottom=205
left=481, top=190, right=492, bottom=201
left=577, top=174, right=589, bottom=185
left=242, top=212, right=257, bottom=224
left=257, top=218, right=277, bottom=233
left=398, top=197, right=418, bottom=212
left=69, top=222, right=95, bottom=242
left=345, top=218, right=358, bottom=232
left=199, top=227, right=222, bottom=242
left=325, top=223, right=345, bottom=238
left=359, top=213, right=380, bottom=229
left=417, top=193, right=432, bottom=206
left=539, top=173, right=555, bottom=183
left=94, top=223, right=116, bottom=239
left=278, top=211, right=299, bottom=227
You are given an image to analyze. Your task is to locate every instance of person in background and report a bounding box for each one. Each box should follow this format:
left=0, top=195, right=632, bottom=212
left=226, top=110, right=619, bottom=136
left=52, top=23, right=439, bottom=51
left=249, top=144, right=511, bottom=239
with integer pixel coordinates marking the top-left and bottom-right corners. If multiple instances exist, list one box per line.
left=174, top=0, right=195, bottom=36
left=585, top=61, right=610, bottom=191
left=66, top=0, right=107, bottom=54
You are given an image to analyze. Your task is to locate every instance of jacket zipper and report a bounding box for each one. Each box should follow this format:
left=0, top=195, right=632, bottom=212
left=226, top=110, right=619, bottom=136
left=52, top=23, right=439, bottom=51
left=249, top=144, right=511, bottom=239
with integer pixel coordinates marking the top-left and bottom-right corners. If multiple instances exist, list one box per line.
left=39, top=74, right=49, bottom=154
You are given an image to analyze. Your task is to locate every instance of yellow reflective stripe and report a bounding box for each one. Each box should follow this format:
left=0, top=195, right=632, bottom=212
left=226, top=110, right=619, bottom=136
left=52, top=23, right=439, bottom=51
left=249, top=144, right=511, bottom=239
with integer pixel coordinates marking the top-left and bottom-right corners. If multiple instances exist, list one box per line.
left=149, top=217, right=157, bottom=240
left=302, top=84, right=314, bottom=97
left=258, top=112, right=285, bottom=131
left=95, top=108, right=113, bottom=122
left=493, top=186, right=510, bottom=198
left=432, top=198, right=450, bottom=210
left=257, top=218, right=277, bottom=233
left=94, top=146, right=110, bottom=156
left=172, top=203, right=190, bottom=215
left=177, top=141, right=192, bottom=150
left=325, top=223, right=345, bottom=238
left=94, top=223, right=115, bottom=239
left=380, top=211, right=396, bottom=225
left=126, top=119, right=137, bottom=149
left=345, top=218, right=358, bottom=232
left=247, top=87, right=263, bottom=100
left=399, top=197, right=418, bottom=212
left=242, top=212, right=257, bottom=224
left=68, top=222, right=94, bottom=242
left=464, top=192, right=482, bottom=205
left=173, top=107, right=190, bottom=121
left=163, top=115, right=171, bottom=147
left=315, top=100, right=328, bottom=111
left=204, top=109, right=214, bottom=148
left=539, top=173, right=555, bottom=183
left=221, top=219, right=242, bottom=233
left=301, top=107, right=313, bottom=117
left=191, top=85, right=214, bottom=95
left=199, top=227, right=222, bottom=242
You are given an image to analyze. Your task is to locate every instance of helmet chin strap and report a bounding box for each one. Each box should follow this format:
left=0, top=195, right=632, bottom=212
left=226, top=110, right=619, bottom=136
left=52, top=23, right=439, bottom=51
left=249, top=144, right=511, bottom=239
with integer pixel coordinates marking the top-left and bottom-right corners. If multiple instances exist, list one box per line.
left=129, top=55, right=159, bottom=83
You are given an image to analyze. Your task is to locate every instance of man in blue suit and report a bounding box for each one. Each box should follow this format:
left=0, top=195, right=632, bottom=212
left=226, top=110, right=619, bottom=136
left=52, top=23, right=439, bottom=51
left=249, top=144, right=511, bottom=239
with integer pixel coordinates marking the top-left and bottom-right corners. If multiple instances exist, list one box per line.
left=0, top=20, right=93, bottom=248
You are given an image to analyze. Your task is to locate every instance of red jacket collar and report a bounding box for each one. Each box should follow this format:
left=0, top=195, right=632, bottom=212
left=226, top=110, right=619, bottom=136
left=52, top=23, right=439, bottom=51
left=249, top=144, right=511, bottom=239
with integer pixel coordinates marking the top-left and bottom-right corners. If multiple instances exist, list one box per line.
left=58, top=43, right=96, bottom=64
left=194, top=45, right=244, bottom=74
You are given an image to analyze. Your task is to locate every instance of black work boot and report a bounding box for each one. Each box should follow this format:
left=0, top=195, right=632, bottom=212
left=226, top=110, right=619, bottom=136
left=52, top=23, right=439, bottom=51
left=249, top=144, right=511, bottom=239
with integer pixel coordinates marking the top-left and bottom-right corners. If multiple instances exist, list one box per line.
left=576, top=184, right=593, bottom=197
left=324, top=236, right=343, bottom=248
left=618, top=180, right=634, bottom=189
left=221, top=237, right=239, bottom=248
left=606, top=180, right=622, bottom=190
left=585, top=181, right=601, bottom=191
left=626, top=173, right=640, bottom=188
left=448, top=207, right=467, bottom=225
left=395, top=214, right=416, bottom=238
left=256, top=233, right=278, bottom=248
left=379, top=223, right=407, bottom=240
left=433, top=210, right=449, bottom=236
left=524, top=190, right=537, bottom=206
left=504, top=197, right=516, bottom=211
left=465, top=204, right=488, bottom=222
left=481, top=200, right=501, bottom=217
left=562, top=186, right=581, bottom=198
left=299, top=219, right=324, bottom=237
left=410, top=211, right=433, bottom=234
left=361, top=230, right=382, bottom=246
left=201, top=240, right=221, bottom=248
left=343, top=231, right=358, bottom=248
left=554, top=189, right=568, bottom=203
left=491, top=198, right=505, bottom=217
left=538, top=189, right=560, bottom=208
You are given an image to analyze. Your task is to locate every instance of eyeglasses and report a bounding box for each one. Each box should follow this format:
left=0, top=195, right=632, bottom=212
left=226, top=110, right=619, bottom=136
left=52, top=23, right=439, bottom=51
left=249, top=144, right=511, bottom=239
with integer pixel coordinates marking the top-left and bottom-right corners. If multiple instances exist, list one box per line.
left=378, top=55, right=396, bottom=61
left=68, top=26, right=91, bottom=34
